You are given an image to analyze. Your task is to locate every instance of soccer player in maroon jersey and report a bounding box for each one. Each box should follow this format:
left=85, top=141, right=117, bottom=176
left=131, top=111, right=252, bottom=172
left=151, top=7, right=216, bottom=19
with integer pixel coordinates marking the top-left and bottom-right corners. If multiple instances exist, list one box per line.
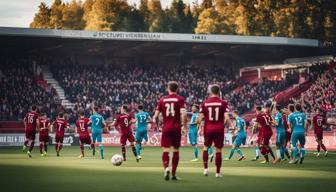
left=38, top=113, right=50, bottom=157
left=253, top=105, right=275, bottom=163
left=76, top=111, right=92, bottom=158
left=153, top=81, right=188, bottom=181
left=197, top=84, right=229, bottom=178
left=23, top=105, right=39, bottom=158
left=52, top=112, right=69, bottom=157
left=111, top=105, right=138, bottom=162
left=312, top=108, right=328, bottom=157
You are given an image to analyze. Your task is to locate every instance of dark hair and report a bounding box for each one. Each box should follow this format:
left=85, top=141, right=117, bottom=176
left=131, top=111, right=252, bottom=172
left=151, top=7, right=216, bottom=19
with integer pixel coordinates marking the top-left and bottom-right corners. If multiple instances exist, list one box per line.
left=265, top=101, right=272, bottom=108
left=58, top=112, right=64, bottom=118
left=31, top=105, right=37, bottom=111
left=138, top=104, right=144, bottom=110
left=193, top=104, right=200, bottom=110
left=256, top=106, right=262, bottom=111
left=233, top=110, right=239, bottom=115
left=288, top=104, right=295, bottom=113
left=316, top=108, right=322, bottom=113
left=79, top=111, right=84, bottom=116
left=275, top=105, right=282, bottom=111
left=121, top=105, right=128, bottom=112
left=167, top=81, right=178, bottom=92
left=295, top=103, right=302, bottom=111
left=210, top=84, right=220, bottom=95
left=94, top=106, right=99, bottom=112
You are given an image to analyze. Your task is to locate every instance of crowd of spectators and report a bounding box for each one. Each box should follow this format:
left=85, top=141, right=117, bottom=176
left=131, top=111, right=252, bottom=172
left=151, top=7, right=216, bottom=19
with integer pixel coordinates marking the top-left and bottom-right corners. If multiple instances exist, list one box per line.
left=51, top=62, right=238, bottom=122
left=0, top=58, right=60, bottom=120
left=290, top=60, right=336, bottom=114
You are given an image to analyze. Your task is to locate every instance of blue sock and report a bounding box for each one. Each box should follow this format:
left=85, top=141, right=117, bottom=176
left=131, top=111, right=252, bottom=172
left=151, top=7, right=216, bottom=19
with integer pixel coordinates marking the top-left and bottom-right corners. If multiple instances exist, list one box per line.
left=284, top=148, right=290, bottom=158
left=293, top=147, right=298, bottom=160
left=229, top=148, right=235, bottom=159
left=280, top=147, right=285, bottom=159
left=99, top=145, right=104, bottom=159
left=208, top=147, right=213, bottom=156
left=237, top=148, right=243, bottom=157
left=301, top=148, right=305, bottom=158
left=193, top=146, right=198, bottom=158
left=136, top=143, right=141, bottom=156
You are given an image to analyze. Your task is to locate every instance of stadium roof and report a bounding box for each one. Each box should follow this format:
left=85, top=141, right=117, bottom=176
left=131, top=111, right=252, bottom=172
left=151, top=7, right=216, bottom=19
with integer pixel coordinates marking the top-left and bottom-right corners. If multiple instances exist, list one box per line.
left=0, top=27, right=333, bottom=64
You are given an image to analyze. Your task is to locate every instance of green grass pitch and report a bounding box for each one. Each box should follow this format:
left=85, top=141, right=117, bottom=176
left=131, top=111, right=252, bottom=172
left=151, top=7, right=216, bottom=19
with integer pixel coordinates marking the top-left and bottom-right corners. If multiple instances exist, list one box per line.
left=0, top=146, right=335, bottom=192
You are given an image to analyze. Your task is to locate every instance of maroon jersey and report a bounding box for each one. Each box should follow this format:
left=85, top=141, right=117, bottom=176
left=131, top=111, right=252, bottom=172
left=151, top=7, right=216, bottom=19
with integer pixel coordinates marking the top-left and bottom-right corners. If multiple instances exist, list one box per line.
left=313, top=114, right=326, bottom=133
left=256, top=112, right=273, bottom=135
left=156, top=94, right=186, bottom=132
left=38, top=117, right=49, bottom=134
left=24, top=111, right=39, bottom=130
left=200, top=96, right=228, bottom=133
left=114, top=114, right=132, bottom=135
left=76, top=117, right=90, bottom=135
left=53, top=118, right=68, bottom=135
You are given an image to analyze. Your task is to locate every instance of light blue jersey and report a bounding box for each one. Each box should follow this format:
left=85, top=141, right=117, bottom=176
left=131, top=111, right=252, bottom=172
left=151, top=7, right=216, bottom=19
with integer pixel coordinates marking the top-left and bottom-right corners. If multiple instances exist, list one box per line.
left=288, top=111, right=306, bottom=133
left=90, top=113, right=104, bottom=133
left=188, top=112, right=199, bottom=145
left=189, top=112, right=199, bottom=133
left=233, top=116, right=246, bottom=147
left=274, top=112, right=285, bottom=133
left=135, top=111, right=150, bottom=132
left=235, top=116, right=246, bottom=135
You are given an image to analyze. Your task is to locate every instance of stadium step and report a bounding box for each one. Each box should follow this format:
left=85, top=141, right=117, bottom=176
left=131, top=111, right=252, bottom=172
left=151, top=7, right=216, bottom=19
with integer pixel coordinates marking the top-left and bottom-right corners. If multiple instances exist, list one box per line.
left=41, top=65, right=75, bottom=109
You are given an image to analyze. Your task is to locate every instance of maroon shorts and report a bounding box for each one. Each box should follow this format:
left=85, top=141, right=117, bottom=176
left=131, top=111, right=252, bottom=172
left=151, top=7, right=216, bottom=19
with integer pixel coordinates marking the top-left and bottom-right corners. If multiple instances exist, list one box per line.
left=25, top=128, right=36, bottom=140
left=161, top=131, right=181, bottom=148
left=261, top=132, right=272, bottom=146
left=39, top=132, right=49, bottom=142
left=204, top=131, right=224, bottom=149
left=55, top=134, right=64, bottom=143
left=285, top=131, right=291, bottom=143
left=79, top=134, right=92, bottom=144
left=315, top=131, right=323, bottom=140
left=120, top=133, right=135, bottom=145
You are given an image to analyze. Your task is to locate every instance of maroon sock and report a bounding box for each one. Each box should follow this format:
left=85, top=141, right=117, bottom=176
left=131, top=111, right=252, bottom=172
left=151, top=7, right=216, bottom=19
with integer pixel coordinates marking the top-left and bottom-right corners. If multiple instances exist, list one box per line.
left=162, top=152, right=169, bottom=169
left=317, top=144, right=321, bottom=152
left=203, top=150, right=209, bottom=169
left=55, top=143, right=59, bottom=152
left=80, top=144, right=84, bottom=156
left=268, top=147, right=275, bottom=160
left=321, top=144, right=327, bottom=151
left=261, top=146, right=269, bottom=161
left=121, top=145, right=126, bottom=160
left=44, top=143, right=48, bottom=152
left=172, top=152, right=179, bottom=176
left=24, top=139, right=29, bottom=147
left=264, top=154, right=269, bottom=162
left=59, top=144, right=63, bottom=151
left=29, top=141, right=35, bottom=152
left=39, top=143, right=43, bottom=154
left=132, top=146, right=137, bottom=157
left=215, top=152, right=222, bottom=174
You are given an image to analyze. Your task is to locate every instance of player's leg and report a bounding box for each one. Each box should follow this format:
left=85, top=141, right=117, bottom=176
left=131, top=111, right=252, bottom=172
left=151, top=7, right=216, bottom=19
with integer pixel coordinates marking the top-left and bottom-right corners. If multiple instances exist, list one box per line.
left=214, top=132, right=224, bottom=178
left=189, top=132, right=198, bottom=161
left=202, top=133, right=211, bottom=176
left=23, top=129, right=30, bottom=152
left=236, top=135, right=246, bottom=161
left=96, top=133, right=104, bottom=159
left=128, top=134, right=138, bottom=162
left=273, top=134, right=282, bottom=163
left=316, top=138, right=321, bottom=157
left=120, top=135, right=127, bottom=161
left=26, top=131, right=35, bottom=157
left=299, top=134, right=306, bottom=164
left=79, top=139, right=84, bottom=158
left=91, top=132, right=97, bottom=157
left=289, top=134, right=299, bottom=164
left=39, top=141, right=44, bottom=156
left=135, top=131, right=141, bottom=157
left=57, top=137, right=64, bottom=156
left=319, top=133, right=328, bottom=156
left=208, top=146, right=214, bottom=162
left=171, top=131, right=181, bottom=180
left=227, top=145, right=237, bottom=160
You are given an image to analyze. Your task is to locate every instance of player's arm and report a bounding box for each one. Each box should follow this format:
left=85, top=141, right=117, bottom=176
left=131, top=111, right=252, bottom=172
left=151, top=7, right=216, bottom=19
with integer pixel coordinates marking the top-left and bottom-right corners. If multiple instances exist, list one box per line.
left=152, top=110, right=160, bottom=124
left=251, top=120, right=259, bottom=134
left=180, top=107, right=188, bottom=134
left=224, top=112, right=230, bottom=127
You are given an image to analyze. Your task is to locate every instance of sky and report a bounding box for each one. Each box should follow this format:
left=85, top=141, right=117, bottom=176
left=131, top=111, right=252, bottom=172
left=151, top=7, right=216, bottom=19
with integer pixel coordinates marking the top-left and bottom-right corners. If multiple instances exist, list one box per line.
left=0, top=0, right=202, bottom=28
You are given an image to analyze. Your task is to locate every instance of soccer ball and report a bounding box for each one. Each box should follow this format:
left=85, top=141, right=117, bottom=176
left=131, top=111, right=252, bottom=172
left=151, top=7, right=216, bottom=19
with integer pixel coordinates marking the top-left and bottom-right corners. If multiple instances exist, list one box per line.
left=111, top=154, right=123, bottom=166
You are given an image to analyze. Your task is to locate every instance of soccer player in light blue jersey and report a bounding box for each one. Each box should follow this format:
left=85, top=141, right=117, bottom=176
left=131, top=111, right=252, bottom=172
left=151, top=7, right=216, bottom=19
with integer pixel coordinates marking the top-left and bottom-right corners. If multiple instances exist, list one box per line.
left=189, top=104, right=200, bottom=162
left=89, top=106, right=106, bottom=159
left=288, top=104, right=307, bottom=164
left=226, top=110, right=246, bottom=161
left=273, top=105, right=286, bottom=163
left=135, top=104, right=152, bottom=159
